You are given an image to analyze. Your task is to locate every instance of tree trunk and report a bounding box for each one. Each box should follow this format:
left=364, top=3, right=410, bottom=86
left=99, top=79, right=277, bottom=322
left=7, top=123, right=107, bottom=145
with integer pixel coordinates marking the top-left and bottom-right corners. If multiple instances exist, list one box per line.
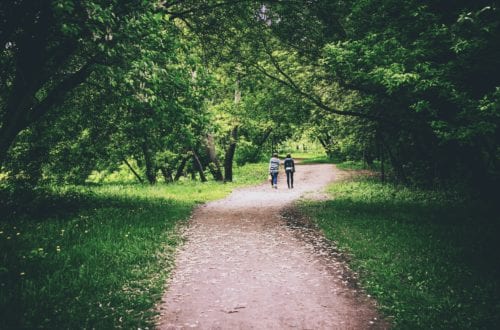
left=380, top=149, right=385, bottom=183
left=160, top=165, right=174, bottom=183
left=174, top=156, right=189, bottom=181
left=250, top=127, right=273, bottom=162
left=0, top=61, right=93, bottom=166
left=142, top=143, right=157, bottom=184
left=123, top=158, right=144, bottom=183
left=319, top=135, right=336, bottom=159
left=384, top=143, right=406, bottom=184
left=191, top=150, right=207, bottom=182
left=205, top=133, right=224, bottom=181
left=377, top=132, right=386, bottom=183
left=364, top=144, right=375, bottom=166
left=318, top=137, right=328, bottom=149
left=160, top=165, right=173, bottom=183
left=0, top=119, right=25, bottom=167
left=224, top=125, right=238, bottom=182
left=223, top=77, right=241, bottom=182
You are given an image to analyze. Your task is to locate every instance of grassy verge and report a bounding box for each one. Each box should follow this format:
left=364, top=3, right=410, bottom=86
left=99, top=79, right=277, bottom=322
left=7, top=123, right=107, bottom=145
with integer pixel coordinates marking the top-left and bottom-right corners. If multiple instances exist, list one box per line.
left=335, top=160, right=381, bottom=171
left=0, top=163, right=266, bottom=328
left=298, top=156, right=382, bottom=171
left=299, top=177, right=500, bottom=329
left=281, top=151, right=326, bottom=160
left=298, top=155, right=336, bottom=164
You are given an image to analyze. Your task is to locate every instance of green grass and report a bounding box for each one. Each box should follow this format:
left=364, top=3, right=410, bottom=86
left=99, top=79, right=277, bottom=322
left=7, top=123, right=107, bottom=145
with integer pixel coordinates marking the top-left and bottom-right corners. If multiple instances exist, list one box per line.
left=0, top=163, right=266, bottom=328
left=289, top=152, right=338, bottom=165
left=281, top=151, right=326, bottom=160
left=299, top=178, right=500, bottom=329
left=298, top=156, right=382, bottom=171
left=335, top=160, right=381, bottom=171
left=298, top=155, right=336, bottom=164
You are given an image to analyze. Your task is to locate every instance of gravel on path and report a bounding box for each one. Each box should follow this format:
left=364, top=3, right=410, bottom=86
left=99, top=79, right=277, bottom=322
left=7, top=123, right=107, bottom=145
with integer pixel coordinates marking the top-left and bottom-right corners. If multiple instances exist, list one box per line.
left=156, top=164, right=389, bottom=329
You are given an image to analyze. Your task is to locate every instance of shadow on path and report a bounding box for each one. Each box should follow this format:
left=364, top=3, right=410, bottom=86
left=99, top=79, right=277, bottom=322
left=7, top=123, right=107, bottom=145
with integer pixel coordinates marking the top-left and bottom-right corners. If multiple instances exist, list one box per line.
left=157, top=164, right=389, bottom=329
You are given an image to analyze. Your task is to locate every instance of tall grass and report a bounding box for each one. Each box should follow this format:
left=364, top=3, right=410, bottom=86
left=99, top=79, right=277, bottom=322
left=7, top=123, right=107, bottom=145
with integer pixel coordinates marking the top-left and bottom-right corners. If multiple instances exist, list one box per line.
left=299, top=177, right=500, bottom=328
left=0, top=163, right=266, bottom=328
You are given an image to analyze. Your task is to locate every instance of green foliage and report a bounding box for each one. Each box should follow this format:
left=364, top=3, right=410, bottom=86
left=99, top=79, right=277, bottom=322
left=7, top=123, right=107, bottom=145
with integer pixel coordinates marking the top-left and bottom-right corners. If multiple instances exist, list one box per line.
left=0, top=162, right=266, bottom=328
left=1, top=1, right=499, bottom=324
left=1, top=0, right=217, bottom=185
left=2, top=0, right=499, bottom=191
left=317, top=0, right=500, bottom=188
left=300, top=178, right=500, bottom=328
left=335, top=160, right=381, bottom=171
left=0, top=187, right=185, bottom=328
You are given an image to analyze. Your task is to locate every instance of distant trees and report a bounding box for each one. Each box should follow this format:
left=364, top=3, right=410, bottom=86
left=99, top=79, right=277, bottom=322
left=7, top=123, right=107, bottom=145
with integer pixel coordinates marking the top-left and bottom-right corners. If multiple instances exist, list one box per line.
left=0, top=1, right=156, bottom=165
left=1, top=1, right=498, bottom=190
left=0, top=1, right=232, bottom=184
left=316, top=0, right=500, bottom=188
left=239, top=0, right=500, bottom=189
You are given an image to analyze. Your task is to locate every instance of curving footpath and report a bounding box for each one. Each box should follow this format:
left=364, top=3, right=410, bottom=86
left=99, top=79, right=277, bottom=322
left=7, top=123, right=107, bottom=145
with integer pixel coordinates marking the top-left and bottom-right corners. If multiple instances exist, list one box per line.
left=157, top=164, right=388, bottom=329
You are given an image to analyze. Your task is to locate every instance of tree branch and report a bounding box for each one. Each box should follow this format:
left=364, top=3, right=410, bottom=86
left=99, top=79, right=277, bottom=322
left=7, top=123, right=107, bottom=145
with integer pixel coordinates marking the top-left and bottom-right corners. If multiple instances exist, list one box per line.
left=251, top=62, right=385, bottom=122
left=123, top=158, right=144, bottom=183
left=165, top=0, right=304, bottom=19
left=27, top=61, right=95, bottom=124
left=166, top=0, right=251, bottom=19
left=255, top=38, right=397, bottom=123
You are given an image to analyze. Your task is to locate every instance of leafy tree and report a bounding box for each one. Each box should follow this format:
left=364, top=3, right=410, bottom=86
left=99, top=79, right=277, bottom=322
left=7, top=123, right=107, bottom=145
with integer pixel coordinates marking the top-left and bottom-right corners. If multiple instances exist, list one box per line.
left=0, top=0, right=167, bottom=165
left=2, top=0, right=498, bottom=191
left=319, top=0, right=500, bottom=187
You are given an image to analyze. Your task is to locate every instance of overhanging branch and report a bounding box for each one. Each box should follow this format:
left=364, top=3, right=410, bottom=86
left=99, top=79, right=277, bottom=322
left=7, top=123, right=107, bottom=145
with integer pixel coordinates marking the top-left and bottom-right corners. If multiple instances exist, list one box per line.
left=165, top=0, right=251, bottom=19
left=27, top=61, right=95, bottom=124
left=252, top=62, right=386, bottom=122
left=256, top=39, right=389, bottom=122
left=253, top=39, right=398, bottom=122
left=164, top=0, right=305, bottom=19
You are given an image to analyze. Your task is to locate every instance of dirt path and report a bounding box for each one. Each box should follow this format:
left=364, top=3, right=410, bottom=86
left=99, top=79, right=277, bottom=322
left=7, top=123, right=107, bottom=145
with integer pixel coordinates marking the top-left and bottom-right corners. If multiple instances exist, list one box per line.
left=157, top=164, right=388, bottom=329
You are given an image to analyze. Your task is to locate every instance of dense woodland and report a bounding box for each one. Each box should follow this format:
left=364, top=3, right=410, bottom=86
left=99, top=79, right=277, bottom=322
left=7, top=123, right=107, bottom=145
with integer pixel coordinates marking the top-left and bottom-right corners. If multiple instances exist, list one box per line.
left=1, top=0, right=499, bottom=188
left=1, top=1, right=500, bottom=328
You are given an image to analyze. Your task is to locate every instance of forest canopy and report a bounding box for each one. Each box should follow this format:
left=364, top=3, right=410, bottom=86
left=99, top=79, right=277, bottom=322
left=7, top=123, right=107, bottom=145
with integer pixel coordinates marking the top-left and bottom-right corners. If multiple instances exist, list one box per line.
left=0, top=0, right=498, bottom=191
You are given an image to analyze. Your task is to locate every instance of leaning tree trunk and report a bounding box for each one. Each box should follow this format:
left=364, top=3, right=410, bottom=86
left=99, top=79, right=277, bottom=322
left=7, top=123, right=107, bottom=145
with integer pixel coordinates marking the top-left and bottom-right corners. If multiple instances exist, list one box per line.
left=191, top=150, right=207, bottom=182
left=0, top=61, right=93, bottom=166
left=174, top=155, right=189, bottom=181
left=0, top=117, right=25, bottom=167
left=123, top=158, right=144, bottom=183
left=205, top=133, right=224, bottom=181
left=224, top=125, right=238, bottom=182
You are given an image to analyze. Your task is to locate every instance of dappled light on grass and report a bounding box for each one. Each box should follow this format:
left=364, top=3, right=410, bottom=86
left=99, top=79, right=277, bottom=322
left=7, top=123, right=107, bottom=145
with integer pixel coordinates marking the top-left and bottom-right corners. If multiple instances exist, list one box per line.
left=0, top=188, right=190, bottom=328
left=299, top=178, right=500, bottom=329
left=0, top=164, right=266, bottom=329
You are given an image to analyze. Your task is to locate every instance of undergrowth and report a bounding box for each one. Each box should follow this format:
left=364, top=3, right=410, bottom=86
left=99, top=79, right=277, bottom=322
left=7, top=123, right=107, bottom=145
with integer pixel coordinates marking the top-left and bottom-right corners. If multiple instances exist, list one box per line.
left=0, top=163, right=266, bottom=328
left=299, top=177, right=500, bottom=328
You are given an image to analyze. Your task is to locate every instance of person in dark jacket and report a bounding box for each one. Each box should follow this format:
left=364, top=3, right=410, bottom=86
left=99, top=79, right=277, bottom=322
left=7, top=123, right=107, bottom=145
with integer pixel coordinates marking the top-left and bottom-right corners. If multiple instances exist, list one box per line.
left=268, top=153, right=280, bottom=189
left=284, top=154, right=295, bottom=189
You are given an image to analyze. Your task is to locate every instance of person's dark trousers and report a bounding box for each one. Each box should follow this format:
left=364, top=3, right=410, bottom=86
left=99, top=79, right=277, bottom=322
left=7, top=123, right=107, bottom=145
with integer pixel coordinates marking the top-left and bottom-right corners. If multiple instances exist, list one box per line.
left=286, top=170, right=294, bottom=188
left=271, top=172, right=278, bottom=187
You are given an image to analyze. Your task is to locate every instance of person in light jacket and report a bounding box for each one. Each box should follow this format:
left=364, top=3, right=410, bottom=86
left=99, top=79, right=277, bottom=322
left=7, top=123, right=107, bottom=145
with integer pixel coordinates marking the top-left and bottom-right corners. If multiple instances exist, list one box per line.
left=268, top=153, right=280, bottom=189
left=284, top=154, right=295, bottom=189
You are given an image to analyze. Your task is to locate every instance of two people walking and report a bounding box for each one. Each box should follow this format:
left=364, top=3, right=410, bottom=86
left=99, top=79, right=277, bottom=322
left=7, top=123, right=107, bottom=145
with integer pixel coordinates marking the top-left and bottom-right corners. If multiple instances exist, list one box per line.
left=269, top=153, right=295, bottom=189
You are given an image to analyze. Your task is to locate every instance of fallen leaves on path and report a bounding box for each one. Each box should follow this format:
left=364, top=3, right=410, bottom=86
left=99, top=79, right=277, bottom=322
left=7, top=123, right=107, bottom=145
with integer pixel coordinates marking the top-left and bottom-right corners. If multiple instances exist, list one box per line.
left=157, top=164, right=388, bottom=330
